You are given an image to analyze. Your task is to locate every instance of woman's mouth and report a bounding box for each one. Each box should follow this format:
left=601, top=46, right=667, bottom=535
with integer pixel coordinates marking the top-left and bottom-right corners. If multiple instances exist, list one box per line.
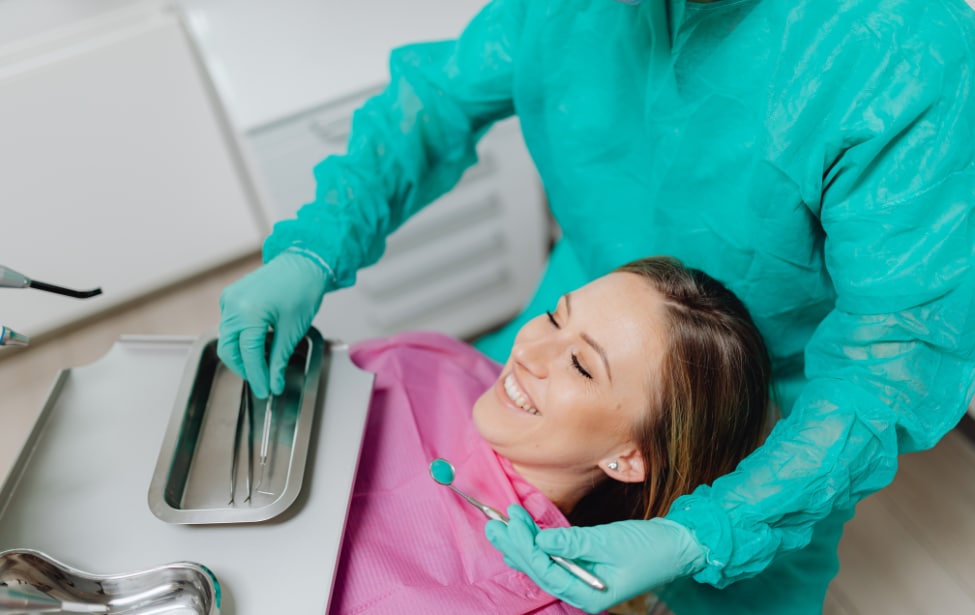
left=503, top=374, right=540, bottom=416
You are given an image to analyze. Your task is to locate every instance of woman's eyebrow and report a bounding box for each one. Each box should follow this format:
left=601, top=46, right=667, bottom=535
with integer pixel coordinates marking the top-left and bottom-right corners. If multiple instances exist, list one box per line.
left=565, top=293, right=612, bottom=382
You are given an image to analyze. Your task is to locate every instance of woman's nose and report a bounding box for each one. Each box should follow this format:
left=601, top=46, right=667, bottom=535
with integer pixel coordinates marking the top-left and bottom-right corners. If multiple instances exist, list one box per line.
left=512, top=335, right=556, bottom=378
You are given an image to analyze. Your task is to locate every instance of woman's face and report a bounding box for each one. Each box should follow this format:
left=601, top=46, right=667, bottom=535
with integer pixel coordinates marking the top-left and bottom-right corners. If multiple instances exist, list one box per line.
left=473, top=272, right=669, bottom=476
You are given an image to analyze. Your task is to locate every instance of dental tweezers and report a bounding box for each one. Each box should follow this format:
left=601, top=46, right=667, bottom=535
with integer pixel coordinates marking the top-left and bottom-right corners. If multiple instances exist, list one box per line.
left=229, top=381, right=254, bottom=505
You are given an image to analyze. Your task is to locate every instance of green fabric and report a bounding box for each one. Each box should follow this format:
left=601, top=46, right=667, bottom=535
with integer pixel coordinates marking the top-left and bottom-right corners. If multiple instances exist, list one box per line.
left=263, top=0, right=975, bottom=611
left=661, top=505, right=855, bottom=614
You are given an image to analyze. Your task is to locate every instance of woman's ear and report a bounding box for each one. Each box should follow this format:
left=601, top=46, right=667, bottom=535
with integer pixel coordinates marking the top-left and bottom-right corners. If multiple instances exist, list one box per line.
left=602, top=445, right=646, bottom=483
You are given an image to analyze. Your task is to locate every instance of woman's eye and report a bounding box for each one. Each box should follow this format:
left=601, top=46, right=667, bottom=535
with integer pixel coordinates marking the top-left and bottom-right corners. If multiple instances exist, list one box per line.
left=546, top=310, right=559, bottom=329
left=571, top=354, right=593, bottom=379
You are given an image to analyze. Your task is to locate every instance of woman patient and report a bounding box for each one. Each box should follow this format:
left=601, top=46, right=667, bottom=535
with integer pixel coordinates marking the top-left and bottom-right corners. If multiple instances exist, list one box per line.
left=330, top=256, right=771, bottom=614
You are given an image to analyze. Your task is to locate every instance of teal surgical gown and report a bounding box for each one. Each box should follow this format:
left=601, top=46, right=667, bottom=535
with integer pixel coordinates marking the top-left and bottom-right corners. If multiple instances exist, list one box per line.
left=264, top=0, right=975, bottom=611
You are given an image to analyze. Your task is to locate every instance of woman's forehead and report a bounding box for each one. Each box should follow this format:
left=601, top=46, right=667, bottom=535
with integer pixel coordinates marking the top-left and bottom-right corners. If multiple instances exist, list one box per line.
left=576, top=273, right=669, bottom=373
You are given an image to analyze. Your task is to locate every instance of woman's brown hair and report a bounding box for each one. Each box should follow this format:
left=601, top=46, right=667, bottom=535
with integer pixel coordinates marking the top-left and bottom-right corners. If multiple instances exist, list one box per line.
left=568, top=256, right=771, bottom=526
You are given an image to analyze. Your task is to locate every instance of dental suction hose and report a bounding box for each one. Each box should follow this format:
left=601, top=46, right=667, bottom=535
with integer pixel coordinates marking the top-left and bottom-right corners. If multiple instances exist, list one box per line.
left=1, top=265, right=103, bottom=349
left=0, top=265, right=102, bottom=299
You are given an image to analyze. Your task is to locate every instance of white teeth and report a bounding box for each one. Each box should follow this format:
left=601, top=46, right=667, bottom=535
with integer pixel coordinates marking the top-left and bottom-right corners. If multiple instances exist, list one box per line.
left=504, top=374, right=540, bottom=416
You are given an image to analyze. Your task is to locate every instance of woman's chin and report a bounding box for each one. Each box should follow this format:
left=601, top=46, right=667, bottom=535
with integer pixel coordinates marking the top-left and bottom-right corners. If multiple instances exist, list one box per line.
left=474, top=388, right=532, bottom=453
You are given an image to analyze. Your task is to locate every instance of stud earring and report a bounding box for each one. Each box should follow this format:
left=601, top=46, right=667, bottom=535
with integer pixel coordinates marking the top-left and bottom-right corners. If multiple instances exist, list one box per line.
left=608, top=461, right=619, bottom=471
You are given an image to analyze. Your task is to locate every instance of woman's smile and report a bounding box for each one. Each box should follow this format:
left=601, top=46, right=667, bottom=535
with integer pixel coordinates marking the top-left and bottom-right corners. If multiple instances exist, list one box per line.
left=498, top=372, right=540, bottom=416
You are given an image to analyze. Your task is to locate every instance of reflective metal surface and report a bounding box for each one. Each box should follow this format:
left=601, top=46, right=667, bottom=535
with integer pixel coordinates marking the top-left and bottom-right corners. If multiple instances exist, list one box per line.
left=148, top=328, right=324, bottom=524
left=0, top=326, right=28, bottom=347
left=0, top=549, right=219, bottom=614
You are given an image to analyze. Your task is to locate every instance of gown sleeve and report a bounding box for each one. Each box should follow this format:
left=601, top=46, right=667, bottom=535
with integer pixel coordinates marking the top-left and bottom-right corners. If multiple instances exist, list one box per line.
left=665, top=7, right=975, bottom=587
left=262, top=0, right=526, bottom=288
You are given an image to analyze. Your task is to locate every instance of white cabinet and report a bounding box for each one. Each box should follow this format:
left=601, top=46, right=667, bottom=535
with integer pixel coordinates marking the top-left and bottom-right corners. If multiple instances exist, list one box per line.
left=0, top=3, right=264, bottom=337
left=247, top=91, right=549, bottom=343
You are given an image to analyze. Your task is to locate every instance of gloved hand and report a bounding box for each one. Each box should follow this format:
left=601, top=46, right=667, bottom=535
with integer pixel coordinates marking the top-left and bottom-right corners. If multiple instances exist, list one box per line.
left=485, top=504, right=707, bottom=614
left=218, top=252, right=330, bottom=399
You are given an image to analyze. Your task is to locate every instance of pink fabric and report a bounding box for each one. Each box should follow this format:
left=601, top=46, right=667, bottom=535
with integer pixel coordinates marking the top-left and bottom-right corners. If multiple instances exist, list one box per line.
left=329, top=332, right=588, bottom=615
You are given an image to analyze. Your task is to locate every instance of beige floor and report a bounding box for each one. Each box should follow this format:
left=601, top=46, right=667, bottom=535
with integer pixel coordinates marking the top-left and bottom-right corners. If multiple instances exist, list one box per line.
left=2, top=254, right=974, bottom=614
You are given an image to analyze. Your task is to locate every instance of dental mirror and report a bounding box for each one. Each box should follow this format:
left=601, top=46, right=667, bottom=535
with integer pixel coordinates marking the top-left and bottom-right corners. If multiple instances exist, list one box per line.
left=426, top=457, right=608, bottom=591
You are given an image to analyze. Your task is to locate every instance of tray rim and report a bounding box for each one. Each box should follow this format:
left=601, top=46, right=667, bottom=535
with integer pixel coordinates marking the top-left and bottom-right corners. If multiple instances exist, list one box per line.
left=146, top=327, right=325, bottom=524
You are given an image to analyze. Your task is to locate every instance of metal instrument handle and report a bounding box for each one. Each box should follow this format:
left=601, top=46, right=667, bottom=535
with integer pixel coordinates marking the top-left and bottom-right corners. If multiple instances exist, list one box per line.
left=0, top=325, right=29, bottom=347
left=0, top=266, right=29, bottom=289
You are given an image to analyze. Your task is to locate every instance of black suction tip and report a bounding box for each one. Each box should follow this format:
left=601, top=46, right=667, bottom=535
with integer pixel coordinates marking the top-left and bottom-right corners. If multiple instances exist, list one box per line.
left=29, top=279, right=103, bottom=299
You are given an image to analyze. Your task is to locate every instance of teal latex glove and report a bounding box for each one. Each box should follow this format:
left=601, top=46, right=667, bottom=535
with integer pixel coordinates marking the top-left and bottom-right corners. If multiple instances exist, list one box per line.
left=217, top=252, right=329, bottom=399
left=486, top=504, right=706, bottom=614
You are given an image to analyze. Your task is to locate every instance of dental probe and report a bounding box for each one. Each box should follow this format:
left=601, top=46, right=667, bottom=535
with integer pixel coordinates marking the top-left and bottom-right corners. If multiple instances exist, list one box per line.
left=256, top=394, right=275, bottom=493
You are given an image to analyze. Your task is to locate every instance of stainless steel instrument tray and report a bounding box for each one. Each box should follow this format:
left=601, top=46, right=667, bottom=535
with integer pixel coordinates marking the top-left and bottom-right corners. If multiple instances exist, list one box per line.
left=0, top=549, right=219, bottom=614
left=148, top=328, right=324, bottom=524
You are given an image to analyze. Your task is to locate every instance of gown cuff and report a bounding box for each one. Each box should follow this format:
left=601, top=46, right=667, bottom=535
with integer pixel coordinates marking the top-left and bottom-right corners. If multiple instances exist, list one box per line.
left=665, top=489, right=774, bottom=588
left=270, top=246, right=340, bottom=290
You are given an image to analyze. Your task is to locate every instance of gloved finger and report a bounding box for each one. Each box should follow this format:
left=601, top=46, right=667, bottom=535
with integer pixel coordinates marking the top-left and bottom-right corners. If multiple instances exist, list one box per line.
left=524, top=548, right=593, bottom=608
left=504, top=506, right=572, bottom=578
left=506, top=504, right=538, bottom=529
left=484, top=519, right=510, bottom=549
left=267, top=325, right=304, bottom=397
left=492, top=512, right=602, bottom=610
left=217, top=288, right=249, bottom=381
left=239, top=326, right=271, bottom=399
left=216, top=328, right=246, bottom=382
left=501, top=509, right=578, bottom=592
left=493, top=515, right=537, bottom=573
left=503, top=505, right=543, bottom=567
left=536, top=525, right=601, bottom=560
left=529, top=551, right=607, bottom=614
left=485, top=520, right=521, bottom=563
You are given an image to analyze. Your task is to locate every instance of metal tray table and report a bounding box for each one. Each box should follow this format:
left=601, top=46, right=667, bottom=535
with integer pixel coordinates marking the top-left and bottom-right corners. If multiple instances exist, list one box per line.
left=0, top=333, right=374, bottom=614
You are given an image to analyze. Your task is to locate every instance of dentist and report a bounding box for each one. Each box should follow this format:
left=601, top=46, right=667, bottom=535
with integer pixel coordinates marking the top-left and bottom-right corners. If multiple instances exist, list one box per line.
left=217, top=0, right=975, bottom=612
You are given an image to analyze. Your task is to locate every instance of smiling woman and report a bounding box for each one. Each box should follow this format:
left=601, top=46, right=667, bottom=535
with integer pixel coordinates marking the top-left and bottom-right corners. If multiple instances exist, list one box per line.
left=475, top=258, right=772, bottom=527
left=473, top=272, right=666, bottom=507
left=329, top=256, right=771, bottom=615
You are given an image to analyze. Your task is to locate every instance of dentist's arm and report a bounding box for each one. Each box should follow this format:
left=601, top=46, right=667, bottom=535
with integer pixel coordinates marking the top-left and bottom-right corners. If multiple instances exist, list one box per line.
left=218, top=0, right=528, bottom=397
